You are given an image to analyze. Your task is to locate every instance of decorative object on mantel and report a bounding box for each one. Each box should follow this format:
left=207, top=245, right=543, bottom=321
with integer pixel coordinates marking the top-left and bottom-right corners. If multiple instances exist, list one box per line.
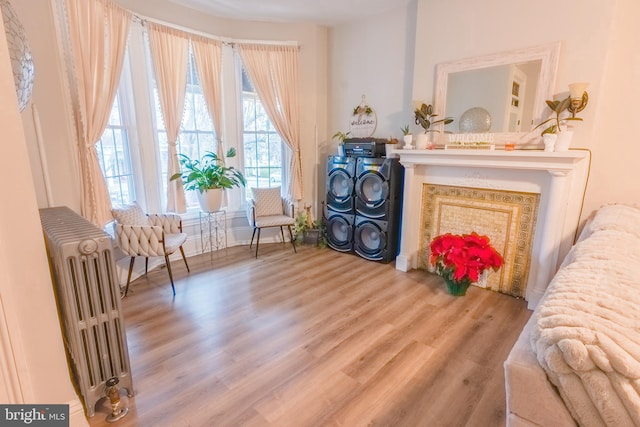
left=1, top=0, right=35, bottom=112
left=429, top=232, right=503, bottom=296
left=413, top=102, right=453, bottom=149
left=401, top=124, right=413, bottom=149
left=350, top=95, right=377, bottom=137
left=458, top=107, right=492, bottom=133
left=445, top=133, right=495, bottom=150
left=385, top=137, right=399, bottom=158
left=542, top=134, right=556, bottom=152
left=533, top=83, right=589, bottom=152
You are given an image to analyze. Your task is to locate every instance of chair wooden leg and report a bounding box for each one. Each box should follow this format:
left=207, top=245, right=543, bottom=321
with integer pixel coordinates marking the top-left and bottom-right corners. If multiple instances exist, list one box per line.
left=145, top=257, right=149, bottom=275
left=164, top=254, right=176, bottom=296
left=255, top=228, right=261, bottom=258
left=287, top=225, right=297, bottom=253
left=179, top=246, right=190, bottom=272
left=280, top=226, right=285, bottom=243
left=250, top=227, right=257, bottom=248
left=124, top=257, right=135, bottom=297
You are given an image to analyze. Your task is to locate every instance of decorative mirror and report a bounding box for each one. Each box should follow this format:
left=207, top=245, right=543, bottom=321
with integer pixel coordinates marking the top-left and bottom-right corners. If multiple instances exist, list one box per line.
left=433, top=42, right=560, bottom=147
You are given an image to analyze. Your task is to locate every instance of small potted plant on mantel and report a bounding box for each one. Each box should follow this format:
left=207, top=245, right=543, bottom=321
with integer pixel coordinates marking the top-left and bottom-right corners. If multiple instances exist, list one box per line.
left=170, top=148, right=246, bottom=213
left=401, top=124, right=413, bottom=149
left=413, top=102, right=453, bottom=149
left=534, top=85, right=588, bottom=152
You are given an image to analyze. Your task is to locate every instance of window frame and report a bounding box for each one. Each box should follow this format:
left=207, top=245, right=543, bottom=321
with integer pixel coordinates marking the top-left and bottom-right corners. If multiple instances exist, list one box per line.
left=97, top=22, right=289, bottom=222
left=237, top=57, right=289, bottom=200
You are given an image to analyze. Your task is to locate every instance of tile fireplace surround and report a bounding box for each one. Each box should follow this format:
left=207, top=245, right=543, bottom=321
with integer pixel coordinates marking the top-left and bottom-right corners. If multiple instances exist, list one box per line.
left=389, top=148, right=590, bottom=309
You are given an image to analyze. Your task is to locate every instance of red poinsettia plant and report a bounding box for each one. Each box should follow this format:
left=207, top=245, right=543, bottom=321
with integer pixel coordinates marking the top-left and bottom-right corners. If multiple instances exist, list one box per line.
left=429, top=232, right=503, bottom=286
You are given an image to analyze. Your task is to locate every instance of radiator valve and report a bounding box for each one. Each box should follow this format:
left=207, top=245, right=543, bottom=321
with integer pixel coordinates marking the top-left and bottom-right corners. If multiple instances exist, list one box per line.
left=105, top=376, right=129, bottom=422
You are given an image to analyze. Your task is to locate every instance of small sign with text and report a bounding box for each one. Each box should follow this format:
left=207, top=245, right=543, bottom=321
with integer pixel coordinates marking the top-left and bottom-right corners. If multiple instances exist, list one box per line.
left=0, top=405, right=69, bottom=426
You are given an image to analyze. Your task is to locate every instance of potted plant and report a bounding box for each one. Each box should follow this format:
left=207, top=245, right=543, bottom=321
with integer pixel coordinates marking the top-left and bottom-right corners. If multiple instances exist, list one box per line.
left=293, top=207, right=326, bottom=247
left=401, top=124, right=413, bottom=149
left=413, top=103, right=453, bottom=149
left=170, top=148, right=246, bottom=212
left=534, top=96, right=584, bottom=151
left=332, top=130, right=351, bottom=156
left=430, top=232, right=503, bottom=296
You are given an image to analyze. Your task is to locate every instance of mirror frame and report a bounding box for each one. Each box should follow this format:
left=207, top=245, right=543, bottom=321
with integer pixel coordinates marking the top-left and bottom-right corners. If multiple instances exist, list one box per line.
left=434, top=42, right=561, bottom=147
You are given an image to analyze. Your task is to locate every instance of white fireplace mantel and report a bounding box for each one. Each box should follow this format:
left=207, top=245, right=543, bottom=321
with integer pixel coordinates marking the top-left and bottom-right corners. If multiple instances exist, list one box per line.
left=390, top=148, right=590, bottom=309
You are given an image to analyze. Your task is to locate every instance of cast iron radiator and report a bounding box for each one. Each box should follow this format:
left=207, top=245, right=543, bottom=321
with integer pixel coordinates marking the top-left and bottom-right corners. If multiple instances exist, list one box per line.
left=39, top=206, right=133, bottom=417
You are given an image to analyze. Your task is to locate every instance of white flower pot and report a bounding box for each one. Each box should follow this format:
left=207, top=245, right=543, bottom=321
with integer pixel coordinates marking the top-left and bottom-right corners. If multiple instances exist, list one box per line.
left=554, top=131, right=574, bottom=152
left=403, top=134, right=414, bottom=149
left=385, top=144, right=397, bottom=157
left=542, top=134, right=557, bottom=152
left=197, top=188, right=223, bottom=213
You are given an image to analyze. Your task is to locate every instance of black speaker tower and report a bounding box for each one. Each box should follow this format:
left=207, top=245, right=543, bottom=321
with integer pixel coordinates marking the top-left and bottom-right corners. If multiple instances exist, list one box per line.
left=324, top=154, right=403, bottom=263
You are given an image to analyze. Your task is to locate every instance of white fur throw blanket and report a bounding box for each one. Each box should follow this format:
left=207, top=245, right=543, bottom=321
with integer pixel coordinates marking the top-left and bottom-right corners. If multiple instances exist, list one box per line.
left=531, top=204, right=640, bottom=427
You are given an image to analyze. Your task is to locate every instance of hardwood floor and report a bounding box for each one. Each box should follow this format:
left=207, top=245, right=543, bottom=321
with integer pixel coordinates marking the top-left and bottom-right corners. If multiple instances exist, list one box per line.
left=87, top=244, right=531, bottom=427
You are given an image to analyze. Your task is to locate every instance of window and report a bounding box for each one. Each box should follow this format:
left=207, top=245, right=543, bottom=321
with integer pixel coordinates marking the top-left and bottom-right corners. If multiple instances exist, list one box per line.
left=241, top=68, right=284, bottom=196
left=97, top=91, right=136, bottom=207
left=96, top=24, right=287, bottom=216
left=153, top=50, right=217, bottom=212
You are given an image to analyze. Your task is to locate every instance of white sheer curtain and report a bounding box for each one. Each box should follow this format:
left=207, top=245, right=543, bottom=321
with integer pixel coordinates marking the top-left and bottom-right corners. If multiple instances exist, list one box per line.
left=191, top=36, right=223, bottom=152
left=191, top=36, right=227, bottom=206
left=238, top=44, right=303, bottom=201
left=65, top=0, right=130, bottom=226
left=147, top=22, right=189, bottom=213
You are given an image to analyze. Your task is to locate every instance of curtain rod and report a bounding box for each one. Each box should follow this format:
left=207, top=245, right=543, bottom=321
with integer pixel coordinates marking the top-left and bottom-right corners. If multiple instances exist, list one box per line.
left=131, top=13, right=299, bottom=48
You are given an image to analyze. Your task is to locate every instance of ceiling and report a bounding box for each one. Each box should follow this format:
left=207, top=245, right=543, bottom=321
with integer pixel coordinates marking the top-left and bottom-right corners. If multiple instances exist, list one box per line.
left=168, top=0, right=411, bottom=26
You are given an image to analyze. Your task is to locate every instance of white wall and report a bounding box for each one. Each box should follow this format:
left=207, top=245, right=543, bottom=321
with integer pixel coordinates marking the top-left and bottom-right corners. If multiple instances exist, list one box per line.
left=0, top=10, right=86, bottom=426
left=14, top=0, right=80, bottom=211
left=328, top=1, right=418, bottom=146
left=588, top=0, right=640, bottom=217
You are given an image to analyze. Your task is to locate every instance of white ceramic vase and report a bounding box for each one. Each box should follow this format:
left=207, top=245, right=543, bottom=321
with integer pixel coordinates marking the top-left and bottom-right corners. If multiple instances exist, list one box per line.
left=403, top=134, right=414, bottom=149
left=416, top=133, right=430, bottom=149
left=554, top=131, right=574, bottom=152
left=197, top=188, right=223, bottom=213
left=542, top=134, right=557, bottom=152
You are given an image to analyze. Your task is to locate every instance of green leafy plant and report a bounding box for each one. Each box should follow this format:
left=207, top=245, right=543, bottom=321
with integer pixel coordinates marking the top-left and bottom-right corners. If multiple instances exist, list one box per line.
left=401, top=124, right=411, bottom=136
left=293, top=211, right=326, bottom=247
left=170, top=148, right=246, bottom=192
left=534, top=96, right=583, bottom=135
left=414, top=103, right=453, bottom=134
left=332, top=131, right=351, bottom=143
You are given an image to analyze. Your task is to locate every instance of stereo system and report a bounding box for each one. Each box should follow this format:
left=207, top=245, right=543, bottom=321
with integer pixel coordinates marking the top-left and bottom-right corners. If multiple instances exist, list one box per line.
left=342, top=138, right=387, bottom=158
left=324, top=155, right=403, bottom=263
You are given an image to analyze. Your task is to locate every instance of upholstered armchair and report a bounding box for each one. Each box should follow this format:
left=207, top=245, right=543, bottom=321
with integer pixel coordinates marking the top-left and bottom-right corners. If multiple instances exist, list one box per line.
left=111, top=202, right=190, bottom=296
left=246, top=187, right=296, bottom=258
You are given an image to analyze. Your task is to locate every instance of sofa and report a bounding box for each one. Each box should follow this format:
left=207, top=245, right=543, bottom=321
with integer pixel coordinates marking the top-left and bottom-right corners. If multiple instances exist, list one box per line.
left=504, top=204, right=640, bottom=427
